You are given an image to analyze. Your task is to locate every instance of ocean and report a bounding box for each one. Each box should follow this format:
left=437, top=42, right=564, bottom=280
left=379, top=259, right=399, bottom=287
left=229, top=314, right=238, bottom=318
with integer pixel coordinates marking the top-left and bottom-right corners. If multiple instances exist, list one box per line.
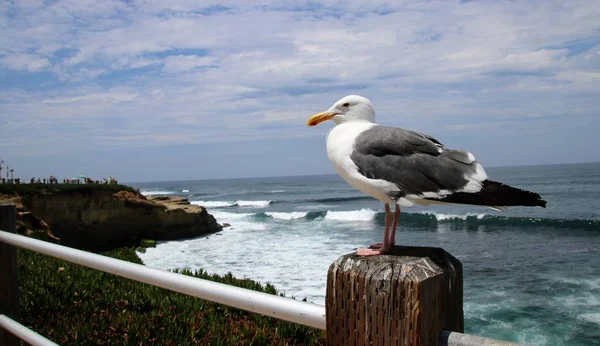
left=130, top=162, right=600, bottom=345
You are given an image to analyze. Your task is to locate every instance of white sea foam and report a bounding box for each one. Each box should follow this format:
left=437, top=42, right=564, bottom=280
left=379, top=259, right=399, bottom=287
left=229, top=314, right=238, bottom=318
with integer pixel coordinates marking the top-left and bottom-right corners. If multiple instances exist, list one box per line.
left=182, top=189, right=190, bottom=193
left=515, top=331, right=548, bottom=346
left=137, top=212, right=360, bottom=307
left=555, top=277, right=598, bottom=288
left=325, top=208, right=378, bottom=221
left=190, top=200, right=273, bottom=208
left=559, top=293, right=600, bottom=308
left=236, top=200, right=272, bottom=208
left=414, top=211, right=486, bottom=221
left=578, top=313, right=600, bottom=325
left=436, top=213, right=486, bottom=221
left=210, top=211, right=267, bottom=231
left=191, top=201, right=236, bottom=208
left=210, top=211, right=255, bottom=220
left=587, top=278, right=600, bottom=289
left=140, top=190, right=174, bottom=196
left=266, top=212, right=307, bottom=220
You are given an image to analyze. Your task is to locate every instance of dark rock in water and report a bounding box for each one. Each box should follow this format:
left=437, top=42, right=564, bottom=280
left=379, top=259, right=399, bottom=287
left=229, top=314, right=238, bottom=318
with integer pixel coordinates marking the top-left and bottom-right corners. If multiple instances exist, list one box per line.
left=222, top=223, right=231, bottom=228
left=140, top=239, right=157, bottom=248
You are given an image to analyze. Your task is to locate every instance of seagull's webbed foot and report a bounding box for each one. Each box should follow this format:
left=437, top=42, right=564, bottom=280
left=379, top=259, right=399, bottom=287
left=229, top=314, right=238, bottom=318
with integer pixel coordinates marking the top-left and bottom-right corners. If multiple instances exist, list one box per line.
left=356, top=247, right=389, bottom=256
left=368, top=242, right=383, bottom=249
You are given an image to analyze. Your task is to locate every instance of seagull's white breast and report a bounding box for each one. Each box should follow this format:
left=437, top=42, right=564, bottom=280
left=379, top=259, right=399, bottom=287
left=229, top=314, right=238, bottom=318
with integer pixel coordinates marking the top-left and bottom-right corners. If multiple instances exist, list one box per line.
left=326, top=122, right=400, bottom=204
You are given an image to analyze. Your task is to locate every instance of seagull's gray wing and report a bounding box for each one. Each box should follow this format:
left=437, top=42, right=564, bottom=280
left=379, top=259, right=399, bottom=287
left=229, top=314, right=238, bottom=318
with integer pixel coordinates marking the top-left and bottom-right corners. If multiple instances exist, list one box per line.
left=350, top=125, right=486, bottom=199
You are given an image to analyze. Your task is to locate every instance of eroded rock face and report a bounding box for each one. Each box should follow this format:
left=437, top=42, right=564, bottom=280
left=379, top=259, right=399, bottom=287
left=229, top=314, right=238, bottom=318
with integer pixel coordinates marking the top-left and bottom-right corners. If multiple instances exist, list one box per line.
left=8, top=189, right=222, bottom=252
left=16, top=211, right=60, bottom=243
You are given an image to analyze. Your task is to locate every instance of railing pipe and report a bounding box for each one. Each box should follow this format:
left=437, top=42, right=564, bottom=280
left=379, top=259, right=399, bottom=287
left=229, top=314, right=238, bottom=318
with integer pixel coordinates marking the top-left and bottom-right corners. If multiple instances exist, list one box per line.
left=0, top=315, right=58, bottom=346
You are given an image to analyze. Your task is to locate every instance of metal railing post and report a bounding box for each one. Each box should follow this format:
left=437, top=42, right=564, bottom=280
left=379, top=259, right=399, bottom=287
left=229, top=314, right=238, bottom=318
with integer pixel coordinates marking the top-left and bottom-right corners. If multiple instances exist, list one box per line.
left=0, top=203, right=19, bottom=346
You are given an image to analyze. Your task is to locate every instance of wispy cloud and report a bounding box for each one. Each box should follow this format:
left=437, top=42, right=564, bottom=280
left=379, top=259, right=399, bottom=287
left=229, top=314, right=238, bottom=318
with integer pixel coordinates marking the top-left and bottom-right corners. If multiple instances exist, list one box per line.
left=1, top=0, right=599, bottom=179
left=0, top=54, right=50, bottom=71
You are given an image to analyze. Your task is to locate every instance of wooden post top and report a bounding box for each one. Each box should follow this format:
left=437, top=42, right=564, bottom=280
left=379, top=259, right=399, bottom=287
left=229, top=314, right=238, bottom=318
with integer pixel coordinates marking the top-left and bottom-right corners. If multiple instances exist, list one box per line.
left=329, top=245, right=462, bottom=280
left=326, top=245, right=464, bottom=346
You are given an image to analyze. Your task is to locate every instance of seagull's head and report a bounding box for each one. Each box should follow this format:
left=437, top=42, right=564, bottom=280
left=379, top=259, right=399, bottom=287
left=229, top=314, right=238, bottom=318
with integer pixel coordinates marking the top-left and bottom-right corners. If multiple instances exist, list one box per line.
left=307, top=95, right=375, bottom=127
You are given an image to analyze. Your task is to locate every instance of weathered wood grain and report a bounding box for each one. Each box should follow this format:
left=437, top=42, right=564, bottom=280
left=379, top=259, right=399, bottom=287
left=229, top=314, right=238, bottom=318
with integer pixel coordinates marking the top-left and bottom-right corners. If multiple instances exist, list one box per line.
left=326, top=246, right=463, bottom=346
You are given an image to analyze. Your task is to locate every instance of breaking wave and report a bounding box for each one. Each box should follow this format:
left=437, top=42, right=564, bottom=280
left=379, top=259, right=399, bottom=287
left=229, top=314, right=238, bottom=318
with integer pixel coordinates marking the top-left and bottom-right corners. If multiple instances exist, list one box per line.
left=265, top=212, right=308, bottom=220
left=210, top=208, right=600, bottom=230
left=140, top=190, right=174, bottom=196
left=190, top=200, right=273, bottom=208
left=304, top=196, right=375, bottom=203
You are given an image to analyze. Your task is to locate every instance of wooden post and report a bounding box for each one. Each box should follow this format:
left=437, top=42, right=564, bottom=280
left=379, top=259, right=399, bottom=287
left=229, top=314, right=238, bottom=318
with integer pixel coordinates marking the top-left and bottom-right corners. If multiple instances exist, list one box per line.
left=326, top=246, right=463, bottom=346
left=0, top=204, right=19, bottom=346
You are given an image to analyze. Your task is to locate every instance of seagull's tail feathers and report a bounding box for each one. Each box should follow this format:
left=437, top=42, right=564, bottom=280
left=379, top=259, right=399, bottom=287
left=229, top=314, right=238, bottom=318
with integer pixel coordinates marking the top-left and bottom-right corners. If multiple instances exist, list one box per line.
left=426, top=180, right=547, bottom=208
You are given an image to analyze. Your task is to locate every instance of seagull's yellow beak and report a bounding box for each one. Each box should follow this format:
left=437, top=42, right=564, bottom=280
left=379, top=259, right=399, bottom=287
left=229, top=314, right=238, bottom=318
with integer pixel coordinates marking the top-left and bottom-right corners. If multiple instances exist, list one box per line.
left=306, top=111, right=337, bottom=126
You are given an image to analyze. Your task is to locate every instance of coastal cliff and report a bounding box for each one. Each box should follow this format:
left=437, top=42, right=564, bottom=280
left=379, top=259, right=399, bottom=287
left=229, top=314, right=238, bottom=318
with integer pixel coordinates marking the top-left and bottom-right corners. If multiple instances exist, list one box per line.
left=0, top=184, right=222, bottom=251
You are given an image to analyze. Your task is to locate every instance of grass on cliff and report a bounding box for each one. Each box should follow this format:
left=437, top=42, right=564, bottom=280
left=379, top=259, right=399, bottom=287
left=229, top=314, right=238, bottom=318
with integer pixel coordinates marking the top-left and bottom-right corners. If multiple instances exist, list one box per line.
left=0, top=183, right=137, bottom=197
left=18, top=248, right=325, bottom=345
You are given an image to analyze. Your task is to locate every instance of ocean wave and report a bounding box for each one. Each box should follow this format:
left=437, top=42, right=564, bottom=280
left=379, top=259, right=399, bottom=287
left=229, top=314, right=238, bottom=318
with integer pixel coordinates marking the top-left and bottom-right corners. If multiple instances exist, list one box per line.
left=306, top=196, right=375, bottom=203
left=182, top=189, right=190, bottom=193
left=578, top=313, right=600, bottom=326
left=208, top=211, right=268, bottom=231
left=413, top=212, right=486, bottom=221
left=325, top=208, right=379, bottom=221
left=190, top=200, right=273, bottom=208
left=236, top=200, right=273, bottom=208
left=210, top=211, right=255, bottom=220
left=206, top=207, right=600, bottom=230
left=397, top=212, right=600, bottom=229
left=191, top=201, right=236, bottom=208
left=265, top=212, right=308, bottom=220
left=141, top=190, right=174, bottom=196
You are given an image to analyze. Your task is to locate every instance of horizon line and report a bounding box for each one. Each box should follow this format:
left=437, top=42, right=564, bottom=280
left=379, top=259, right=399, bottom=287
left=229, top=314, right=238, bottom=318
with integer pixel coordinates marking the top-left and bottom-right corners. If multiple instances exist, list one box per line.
left=123, top=161, right=600, bottom=185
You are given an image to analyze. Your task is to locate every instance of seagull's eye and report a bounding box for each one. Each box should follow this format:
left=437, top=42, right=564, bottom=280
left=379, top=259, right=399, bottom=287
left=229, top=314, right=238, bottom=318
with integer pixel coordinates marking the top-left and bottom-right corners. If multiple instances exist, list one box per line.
left=342, top=102, right=350, bottom=107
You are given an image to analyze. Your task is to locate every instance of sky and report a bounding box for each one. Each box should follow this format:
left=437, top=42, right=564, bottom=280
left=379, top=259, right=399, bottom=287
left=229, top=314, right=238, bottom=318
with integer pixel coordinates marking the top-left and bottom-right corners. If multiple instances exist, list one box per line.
left=0, top=0, right=599, bottom=182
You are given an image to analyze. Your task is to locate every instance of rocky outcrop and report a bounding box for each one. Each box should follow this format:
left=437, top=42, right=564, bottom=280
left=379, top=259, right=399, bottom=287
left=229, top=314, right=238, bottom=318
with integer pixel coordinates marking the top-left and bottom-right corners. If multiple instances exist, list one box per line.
left=2, top=187, right=222, bottom=252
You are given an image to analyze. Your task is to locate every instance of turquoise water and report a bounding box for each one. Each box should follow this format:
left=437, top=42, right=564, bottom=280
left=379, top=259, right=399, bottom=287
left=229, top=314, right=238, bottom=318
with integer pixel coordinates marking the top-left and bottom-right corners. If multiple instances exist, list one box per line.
left=131, top=163, right=600, bottom=345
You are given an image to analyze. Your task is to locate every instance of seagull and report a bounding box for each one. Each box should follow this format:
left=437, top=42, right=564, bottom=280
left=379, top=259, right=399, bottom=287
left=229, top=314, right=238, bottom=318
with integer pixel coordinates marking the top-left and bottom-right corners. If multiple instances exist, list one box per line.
left=307, top=95, right=547, bottom=256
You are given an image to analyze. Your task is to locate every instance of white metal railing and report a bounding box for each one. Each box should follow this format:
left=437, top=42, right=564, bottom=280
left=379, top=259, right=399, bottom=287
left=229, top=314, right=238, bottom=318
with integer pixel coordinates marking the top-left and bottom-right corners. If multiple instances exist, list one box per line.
left=0, top=315, right=58, bottom=346
left=0, top=231, right=326, bottom=330
left=0, top=229, right=522, bottom=346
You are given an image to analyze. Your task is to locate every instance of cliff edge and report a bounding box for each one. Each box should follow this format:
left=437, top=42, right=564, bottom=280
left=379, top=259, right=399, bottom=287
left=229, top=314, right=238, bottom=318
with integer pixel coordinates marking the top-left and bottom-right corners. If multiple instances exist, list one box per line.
left=0, top=184, right=222, bottom=251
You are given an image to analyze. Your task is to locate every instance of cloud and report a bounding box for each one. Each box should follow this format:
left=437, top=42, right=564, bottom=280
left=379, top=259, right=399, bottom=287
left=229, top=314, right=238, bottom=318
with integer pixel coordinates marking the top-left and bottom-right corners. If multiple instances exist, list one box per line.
left=163, top=55, right=218, bottom=74
left=0, top=54, right=50, bottom=72
left=0, top=0, right=599, bottom=179
left=42, top=90, right=139, bottom=104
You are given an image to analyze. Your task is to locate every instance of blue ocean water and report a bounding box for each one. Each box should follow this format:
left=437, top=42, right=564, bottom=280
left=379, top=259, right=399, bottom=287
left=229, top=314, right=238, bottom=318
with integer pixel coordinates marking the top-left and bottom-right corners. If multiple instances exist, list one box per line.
left=130, top=162, right=600, bottom=345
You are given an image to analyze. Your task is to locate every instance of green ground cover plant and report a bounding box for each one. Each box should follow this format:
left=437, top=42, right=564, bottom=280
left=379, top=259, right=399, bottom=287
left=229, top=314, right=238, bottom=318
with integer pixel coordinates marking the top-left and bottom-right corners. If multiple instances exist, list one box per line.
left=18, top=248, right=325, bottom=345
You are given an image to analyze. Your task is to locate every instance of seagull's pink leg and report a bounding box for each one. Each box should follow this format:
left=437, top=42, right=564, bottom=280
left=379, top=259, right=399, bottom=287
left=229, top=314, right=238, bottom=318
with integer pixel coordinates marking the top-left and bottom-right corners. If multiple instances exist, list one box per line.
left=389, top=204, right=400, bottom=246
left=368, top=204, right=391, bottom=249
left=357, top=204, right=392, bottom=256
